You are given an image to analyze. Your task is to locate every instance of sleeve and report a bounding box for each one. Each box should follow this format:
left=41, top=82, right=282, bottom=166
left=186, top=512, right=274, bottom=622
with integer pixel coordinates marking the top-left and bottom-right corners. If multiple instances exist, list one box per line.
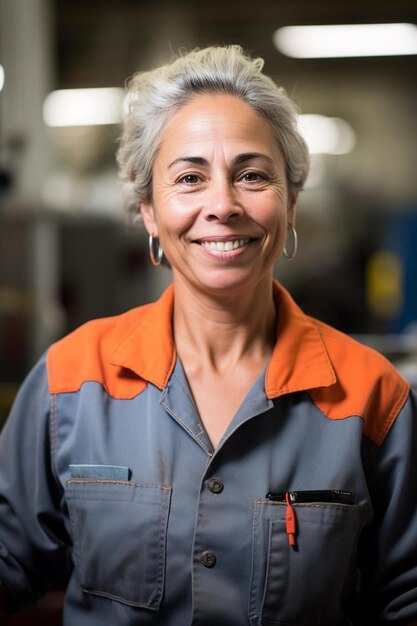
left=0, top=355, right=69, bottom=606
left=358, top=389, right=417, bottom=625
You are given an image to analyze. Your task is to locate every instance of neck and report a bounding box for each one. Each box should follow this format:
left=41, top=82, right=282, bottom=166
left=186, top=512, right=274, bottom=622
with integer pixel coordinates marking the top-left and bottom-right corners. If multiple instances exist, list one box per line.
left=172, top=275, right=277, bottom=374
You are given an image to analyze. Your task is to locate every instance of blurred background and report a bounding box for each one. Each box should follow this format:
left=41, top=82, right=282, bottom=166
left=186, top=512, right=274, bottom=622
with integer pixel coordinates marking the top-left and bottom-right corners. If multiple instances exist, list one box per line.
left=0, top=1, right=416, bottom=622
left=1, top=0, right=417, bottom=431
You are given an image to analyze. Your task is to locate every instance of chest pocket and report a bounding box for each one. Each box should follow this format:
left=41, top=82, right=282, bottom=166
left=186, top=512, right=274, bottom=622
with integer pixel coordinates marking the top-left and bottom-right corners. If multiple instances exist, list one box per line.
left=67, top=480, right=172, bottom=608
left=248, top=500, right=369, bottom=625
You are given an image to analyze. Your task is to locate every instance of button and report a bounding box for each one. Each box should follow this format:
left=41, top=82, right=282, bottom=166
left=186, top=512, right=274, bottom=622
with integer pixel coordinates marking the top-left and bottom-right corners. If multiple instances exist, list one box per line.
left=207, top=477, right=224, bottom=494
left=201, top=551, right=217, bottom=568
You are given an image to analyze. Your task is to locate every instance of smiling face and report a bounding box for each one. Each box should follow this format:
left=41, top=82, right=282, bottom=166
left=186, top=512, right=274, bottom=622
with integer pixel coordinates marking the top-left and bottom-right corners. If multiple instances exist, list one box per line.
left=141, top=93, right=297, bottom=297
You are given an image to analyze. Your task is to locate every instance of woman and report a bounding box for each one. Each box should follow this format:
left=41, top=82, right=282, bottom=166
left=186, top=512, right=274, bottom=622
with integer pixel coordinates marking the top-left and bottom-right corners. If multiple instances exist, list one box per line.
left=1, top=46, right=417, bottom=625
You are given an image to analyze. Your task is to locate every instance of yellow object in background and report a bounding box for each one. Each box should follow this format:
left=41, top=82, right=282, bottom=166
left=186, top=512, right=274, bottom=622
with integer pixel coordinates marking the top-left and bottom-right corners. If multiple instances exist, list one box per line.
left=366, top=250, right=404, bottom=320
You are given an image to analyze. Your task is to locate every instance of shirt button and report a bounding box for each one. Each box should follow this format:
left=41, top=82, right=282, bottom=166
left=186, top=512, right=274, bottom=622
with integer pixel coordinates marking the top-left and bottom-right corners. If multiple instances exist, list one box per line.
left=201, top=551, right=217, bottom=568
left=207, top=477, right=224, bottom=494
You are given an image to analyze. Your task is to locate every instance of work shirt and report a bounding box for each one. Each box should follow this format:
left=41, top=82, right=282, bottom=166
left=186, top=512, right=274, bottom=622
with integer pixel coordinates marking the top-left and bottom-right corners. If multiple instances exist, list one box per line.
left=1, top=280, right=417, bottom=625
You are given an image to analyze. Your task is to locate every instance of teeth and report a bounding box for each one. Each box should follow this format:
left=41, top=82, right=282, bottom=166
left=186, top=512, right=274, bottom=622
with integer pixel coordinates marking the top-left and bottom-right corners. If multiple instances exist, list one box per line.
left=202, top=239, right=247, bottom=252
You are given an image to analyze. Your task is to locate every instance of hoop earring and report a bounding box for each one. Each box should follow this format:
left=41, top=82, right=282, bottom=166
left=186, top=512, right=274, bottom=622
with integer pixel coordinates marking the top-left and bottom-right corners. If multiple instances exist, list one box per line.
left=149, top=235, right=164, bottom=266
left=283, top=225, right=298, bottom=261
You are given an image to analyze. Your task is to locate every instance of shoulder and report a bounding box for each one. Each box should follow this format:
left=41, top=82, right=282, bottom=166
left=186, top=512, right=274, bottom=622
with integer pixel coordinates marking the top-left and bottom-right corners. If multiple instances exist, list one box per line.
left=308, top=317, right=410, bottom=446
left=46, top=304, right=153, bottom=398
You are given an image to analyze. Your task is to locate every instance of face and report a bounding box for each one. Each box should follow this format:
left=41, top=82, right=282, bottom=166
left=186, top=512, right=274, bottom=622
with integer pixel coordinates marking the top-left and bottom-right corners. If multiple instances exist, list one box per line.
left=141, top=93, right=297, bottom=297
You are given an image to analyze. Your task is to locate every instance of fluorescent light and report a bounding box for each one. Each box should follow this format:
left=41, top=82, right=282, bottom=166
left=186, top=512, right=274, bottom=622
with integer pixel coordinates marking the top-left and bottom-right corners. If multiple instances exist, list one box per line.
left=0, top=65, right=4, bottom=93
left=298, top=115, right=356, bottom=155
left=274, top=23, right=417, bottom=58
left=43, top=87, right=124, bottom=127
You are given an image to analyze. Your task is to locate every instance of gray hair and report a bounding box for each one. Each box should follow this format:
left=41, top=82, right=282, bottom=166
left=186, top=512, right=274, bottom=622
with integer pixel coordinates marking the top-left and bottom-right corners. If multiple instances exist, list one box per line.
left=117, top=45, right=310, bottom=219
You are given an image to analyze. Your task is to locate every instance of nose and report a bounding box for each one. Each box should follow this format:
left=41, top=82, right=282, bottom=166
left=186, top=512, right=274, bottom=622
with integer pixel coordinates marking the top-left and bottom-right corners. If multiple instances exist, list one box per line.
left=204, top=177, right=244, bottom=223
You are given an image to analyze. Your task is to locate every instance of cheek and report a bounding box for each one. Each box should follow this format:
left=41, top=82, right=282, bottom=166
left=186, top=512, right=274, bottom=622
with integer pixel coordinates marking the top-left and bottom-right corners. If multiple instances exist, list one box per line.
left=153, top=211, right=193, bottom=250
left=157, top=197, right=202, bottom=236
left=253, top=198, right=287, bottom=236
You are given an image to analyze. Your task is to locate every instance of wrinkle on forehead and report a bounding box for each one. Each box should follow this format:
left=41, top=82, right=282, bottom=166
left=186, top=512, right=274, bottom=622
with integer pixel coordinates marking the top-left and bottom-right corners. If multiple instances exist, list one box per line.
left=156, top=93, right=284, bottom=169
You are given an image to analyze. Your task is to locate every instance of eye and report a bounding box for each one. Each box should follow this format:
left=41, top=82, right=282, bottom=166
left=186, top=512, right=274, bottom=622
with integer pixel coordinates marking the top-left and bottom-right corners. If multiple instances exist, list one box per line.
left=177, top=173, right=202, bottom=185
left=239, top=171, right=267, bottom=183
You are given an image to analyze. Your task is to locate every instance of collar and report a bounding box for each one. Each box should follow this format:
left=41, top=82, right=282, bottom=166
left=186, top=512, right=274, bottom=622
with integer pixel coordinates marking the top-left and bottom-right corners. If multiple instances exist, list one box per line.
left=265, top=281, right=336, bottom=398
left=111, top=281, right=336, bottom=398
left=111, top=285, right=176, bottom=390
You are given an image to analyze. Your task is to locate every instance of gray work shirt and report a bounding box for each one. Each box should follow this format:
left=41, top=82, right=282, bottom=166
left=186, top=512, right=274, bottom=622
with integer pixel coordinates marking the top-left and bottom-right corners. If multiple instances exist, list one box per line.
left=1, top=282, right=417, bottom=625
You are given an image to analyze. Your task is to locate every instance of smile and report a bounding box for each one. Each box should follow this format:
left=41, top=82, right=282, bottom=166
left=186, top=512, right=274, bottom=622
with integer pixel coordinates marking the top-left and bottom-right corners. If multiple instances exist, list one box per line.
left=200, top=239, right=249, bottom=252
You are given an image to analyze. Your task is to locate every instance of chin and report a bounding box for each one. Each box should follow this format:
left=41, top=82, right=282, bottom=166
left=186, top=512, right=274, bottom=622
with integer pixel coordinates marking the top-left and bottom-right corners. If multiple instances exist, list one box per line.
left=196, top=270, right=270, bottom=297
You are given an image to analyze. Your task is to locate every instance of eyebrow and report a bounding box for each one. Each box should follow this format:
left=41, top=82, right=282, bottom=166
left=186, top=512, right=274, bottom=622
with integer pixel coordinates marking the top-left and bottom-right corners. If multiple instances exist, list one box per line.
left=168, top=156, right=208, bottom=170
left=167, top=152, right=276, bottom=170
left=233, top=152, right=275, bottom=166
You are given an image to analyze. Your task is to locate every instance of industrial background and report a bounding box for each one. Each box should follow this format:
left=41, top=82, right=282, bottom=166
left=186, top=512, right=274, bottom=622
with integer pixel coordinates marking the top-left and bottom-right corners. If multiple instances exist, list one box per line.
left=1, top=1, right=417, bottom=622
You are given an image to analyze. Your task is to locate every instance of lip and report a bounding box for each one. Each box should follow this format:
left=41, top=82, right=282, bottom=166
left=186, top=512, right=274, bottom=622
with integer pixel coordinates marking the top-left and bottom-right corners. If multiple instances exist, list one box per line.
left=192, top=235, right=252, bottom=243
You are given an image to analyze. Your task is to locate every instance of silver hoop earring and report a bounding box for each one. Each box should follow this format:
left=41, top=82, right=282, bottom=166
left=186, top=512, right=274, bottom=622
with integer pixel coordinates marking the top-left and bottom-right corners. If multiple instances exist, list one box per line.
left=283, top=225, right=298, bottom=261
left=149, top=235, right=164, bottom=266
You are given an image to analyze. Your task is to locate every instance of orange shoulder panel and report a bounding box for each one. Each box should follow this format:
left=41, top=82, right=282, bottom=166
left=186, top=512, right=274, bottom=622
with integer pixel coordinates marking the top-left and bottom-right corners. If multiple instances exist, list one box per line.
left=47, top=307, right=150, bottom=399
left=308, top=319, right=410, bottom=447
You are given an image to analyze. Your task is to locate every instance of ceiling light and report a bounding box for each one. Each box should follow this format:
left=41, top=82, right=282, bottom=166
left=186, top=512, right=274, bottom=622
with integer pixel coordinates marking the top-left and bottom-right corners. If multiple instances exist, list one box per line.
left=274, top=23, right=417, bottom=58
left=0, top=65, right=5, bottom=93
left=298, top=115, right=356, bottom=155
left=43, top=87, right=124, bottom=127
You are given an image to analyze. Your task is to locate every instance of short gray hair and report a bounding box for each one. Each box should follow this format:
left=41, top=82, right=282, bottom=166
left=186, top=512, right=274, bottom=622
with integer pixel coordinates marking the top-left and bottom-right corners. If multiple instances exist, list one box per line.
left=117, top=45, right=310, bottom=219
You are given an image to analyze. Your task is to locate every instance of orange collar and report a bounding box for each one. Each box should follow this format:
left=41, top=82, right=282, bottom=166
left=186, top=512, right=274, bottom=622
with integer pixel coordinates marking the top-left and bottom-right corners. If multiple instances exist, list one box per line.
left=266, top=281, right=336, bottom=398
left=111, top=285, right=177, bottom=391
left=111, top=281, right=336, bottom=399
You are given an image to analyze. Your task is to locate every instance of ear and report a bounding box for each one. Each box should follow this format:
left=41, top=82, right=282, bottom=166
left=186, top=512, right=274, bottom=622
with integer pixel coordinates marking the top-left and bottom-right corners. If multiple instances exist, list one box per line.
left=287, top=190, right=298, bottom=227
left=140, top=201, right=159, bottom=237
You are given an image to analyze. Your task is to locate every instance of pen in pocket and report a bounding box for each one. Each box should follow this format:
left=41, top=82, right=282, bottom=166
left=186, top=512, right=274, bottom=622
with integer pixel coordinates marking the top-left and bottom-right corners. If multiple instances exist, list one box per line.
left=266, top=490, right=355, bottom=548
